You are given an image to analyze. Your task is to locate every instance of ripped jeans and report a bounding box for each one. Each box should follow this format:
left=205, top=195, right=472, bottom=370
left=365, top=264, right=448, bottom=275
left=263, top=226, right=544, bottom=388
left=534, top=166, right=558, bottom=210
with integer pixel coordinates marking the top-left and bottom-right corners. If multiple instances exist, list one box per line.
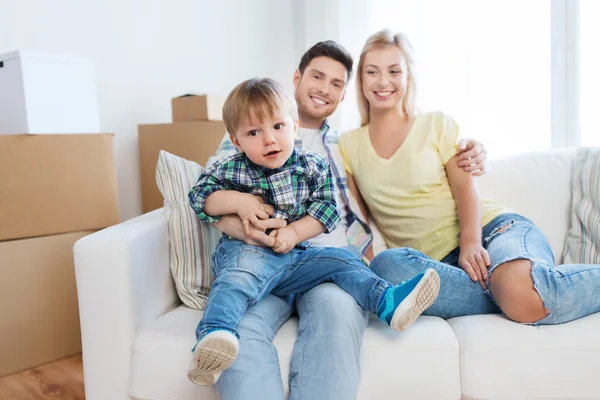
left=370, top=213, right=600, bottom=324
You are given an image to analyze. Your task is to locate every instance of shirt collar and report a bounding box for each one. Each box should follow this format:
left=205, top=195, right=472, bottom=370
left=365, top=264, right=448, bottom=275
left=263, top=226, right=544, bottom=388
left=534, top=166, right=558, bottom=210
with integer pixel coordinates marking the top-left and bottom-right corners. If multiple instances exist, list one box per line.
left=320, top=119, right=330, bottom=136
left=246, top=148, right=299, bottom=179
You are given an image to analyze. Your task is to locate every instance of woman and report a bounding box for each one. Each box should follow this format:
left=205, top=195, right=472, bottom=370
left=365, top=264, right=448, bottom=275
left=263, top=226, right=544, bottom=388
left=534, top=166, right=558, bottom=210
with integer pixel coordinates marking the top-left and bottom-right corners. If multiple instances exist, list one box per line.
left=340, top=28, right=600, bottom=324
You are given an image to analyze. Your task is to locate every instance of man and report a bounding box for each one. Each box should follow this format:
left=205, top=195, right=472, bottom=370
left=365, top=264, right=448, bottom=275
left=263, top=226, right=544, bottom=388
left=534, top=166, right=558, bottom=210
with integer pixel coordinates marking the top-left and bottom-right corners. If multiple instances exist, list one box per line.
left=207, top=41, right=487, bottom=400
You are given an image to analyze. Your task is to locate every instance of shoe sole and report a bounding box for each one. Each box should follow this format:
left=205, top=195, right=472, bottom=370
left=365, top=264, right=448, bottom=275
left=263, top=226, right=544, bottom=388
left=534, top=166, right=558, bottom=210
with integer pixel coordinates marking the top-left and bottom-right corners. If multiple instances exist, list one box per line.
left=390, top=269, right=440, bottom=332
left=189, top=372, right=216, bottom=386
left=187, top=335, right=238, bottom=383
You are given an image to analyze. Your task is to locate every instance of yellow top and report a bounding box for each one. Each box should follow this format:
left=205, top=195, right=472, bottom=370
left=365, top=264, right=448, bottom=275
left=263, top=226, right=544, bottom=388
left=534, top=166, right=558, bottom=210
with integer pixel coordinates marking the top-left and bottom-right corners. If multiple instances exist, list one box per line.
left=339, top=111, right=510, bottom=261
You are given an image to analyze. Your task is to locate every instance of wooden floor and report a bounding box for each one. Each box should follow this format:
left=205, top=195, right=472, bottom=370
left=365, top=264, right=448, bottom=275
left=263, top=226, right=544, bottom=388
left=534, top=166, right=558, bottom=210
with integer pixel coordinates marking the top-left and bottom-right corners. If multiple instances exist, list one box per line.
left=0, top=355, right=84, bottom=400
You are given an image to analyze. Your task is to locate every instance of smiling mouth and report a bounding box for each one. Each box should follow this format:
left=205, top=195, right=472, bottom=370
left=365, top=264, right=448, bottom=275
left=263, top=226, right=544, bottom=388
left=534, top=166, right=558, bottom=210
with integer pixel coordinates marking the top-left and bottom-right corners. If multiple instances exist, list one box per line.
left=374, top=91, right=394, bottom=98
left=310, top=95, right=329, bottom=106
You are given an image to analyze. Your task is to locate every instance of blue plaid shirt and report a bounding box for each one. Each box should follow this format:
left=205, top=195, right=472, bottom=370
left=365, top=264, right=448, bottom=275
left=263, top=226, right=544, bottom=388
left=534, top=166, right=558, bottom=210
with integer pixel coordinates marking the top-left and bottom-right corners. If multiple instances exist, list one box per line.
left=189, top=148, right=341, bottom=233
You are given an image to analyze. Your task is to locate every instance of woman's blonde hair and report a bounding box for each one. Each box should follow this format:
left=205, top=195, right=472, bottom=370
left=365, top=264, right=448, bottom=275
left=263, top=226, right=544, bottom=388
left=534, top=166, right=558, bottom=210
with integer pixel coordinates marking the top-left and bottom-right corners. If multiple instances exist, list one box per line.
left=356, top=29, right=417, bottom=126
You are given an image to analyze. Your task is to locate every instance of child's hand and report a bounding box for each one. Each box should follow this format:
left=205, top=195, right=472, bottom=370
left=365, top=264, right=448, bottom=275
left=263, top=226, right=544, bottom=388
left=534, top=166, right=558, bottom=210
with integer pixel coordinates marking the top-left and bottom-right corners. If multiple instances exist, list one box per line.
left=459, top=244, right=491, bottom=290
left=236, top=193, right=271, bottom=235
left=269, top=226, right=298, bottom=254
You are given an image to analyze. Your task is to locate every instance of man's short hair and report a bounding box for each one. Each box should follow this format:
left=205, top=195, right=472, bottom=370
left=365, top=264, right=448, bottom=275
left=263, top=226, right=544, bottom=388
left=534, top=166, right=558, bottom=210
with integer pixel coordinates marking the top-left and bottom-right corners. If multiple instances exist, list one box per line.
left=298, top=40, right=353, bottom=80
left=222, top=77, right=298, bottom=135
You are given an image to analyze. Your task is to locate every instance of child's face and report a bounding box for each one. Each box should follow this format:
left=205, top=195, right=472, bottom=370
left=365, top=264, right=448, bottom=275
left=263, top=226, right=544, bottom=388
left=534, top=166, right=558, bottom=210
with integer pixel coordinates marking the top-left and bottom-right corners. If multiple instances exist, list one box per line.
left=230, top=107, right=298, bottom=169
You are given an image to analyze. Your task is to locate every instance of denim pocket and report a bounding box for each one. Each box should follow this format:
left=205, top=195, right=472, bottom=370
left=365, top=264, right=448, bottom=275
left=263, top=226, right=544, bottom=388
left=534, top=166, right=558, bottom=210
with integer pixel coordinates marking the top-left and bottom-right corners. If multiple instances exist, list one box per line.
left=237, top=247, right=266, bottom=279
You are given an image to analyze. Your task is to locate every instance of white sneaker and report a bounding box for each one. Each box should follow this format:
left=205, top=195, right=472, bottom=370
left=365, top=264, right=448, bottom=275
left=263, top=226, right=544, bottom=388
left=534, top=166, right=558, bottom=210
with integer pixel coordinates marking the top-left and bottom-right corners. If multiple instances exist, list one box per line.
left=187, top=371, right=221, bottom=386
left=389, top=269, right=440, bottom=332
left=187, top=330, right=238, bottom=386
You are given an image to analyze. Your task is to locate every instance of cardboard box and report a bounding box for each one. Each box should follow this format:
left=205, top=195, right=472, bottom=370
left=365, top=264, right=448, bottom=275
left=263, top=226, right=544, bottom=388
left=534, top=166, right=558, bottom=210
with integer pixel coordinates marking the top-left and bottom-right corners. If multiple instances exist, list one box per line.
left=171, top=94, right=224, bottom=122
left=0, top=231, right=93, bottom=377
left=0, top=134, right=119, bottom=241
left=0, top=50, right=101, bottom=134
left=138, top=121, right=226, bottom=212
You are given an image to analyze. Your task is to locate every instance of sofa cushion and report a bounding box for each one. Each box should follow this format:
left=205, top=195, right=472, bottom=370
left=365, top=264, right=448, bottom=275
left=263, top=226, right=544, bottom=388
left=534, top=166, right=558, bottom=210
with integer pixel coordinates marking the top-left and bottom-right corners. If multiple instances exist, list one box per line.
left=479, top=149, right=575, bottom=262
left=129, top=306, right=461, bottom=400
left=449, top=313, right=600, bottom=399
left=156, top=150, right=222, bottom=310
left=562, top=147, right=600, bottom=264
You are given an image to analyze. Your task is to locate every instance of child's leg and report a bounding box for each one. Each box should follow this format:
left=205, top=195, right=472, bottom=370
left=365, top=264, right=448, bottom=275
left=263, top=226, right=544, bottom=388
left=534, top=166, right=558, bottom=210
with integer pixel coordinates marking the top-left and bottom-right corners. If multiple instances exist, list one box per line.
left=189, top=237, right=288, bottom=384
left=271, top=246, right=440, bottom=331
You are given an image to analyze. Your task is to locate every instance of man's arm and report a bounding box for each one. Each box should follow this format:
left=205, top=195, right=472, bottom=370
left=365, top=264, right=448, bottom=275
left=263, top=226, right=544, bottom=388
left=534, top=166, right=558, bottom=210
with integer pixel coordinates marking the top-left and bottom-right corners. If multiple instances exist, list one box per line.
left=213, top=215, right=287, bottom=247
left=455, top=139, right=488, bottom=176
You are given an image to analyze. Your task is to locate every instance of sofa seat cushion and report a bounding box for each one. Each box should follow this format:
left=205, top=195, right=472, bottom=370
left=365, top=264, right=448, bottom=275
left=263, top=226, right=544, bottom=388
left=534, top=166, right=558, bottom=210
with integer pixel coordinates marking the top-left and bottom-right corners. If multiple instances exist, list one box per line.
left=449, top=313, right=600, bottom=400
left=129, top=305, right=461, bottom=400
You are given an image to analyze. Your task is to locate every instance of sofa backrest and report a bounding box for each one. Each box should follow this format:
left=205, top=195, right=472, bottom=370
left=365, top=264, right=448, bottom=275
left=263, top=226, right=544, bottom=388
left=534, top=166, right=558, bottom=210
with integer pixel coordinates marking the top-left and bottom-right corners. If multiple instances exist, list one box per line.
left=478, top=148, right=575, bottom=263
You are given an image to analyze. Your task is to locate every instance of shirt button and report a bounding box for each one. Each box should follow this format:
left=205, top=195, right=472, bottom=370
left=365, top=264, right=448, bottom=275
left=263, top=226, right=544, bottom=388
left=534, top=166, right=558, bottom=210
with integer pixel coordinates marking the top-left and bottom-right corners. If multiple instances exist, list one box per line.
left=274, top=182, right=280, bottom=187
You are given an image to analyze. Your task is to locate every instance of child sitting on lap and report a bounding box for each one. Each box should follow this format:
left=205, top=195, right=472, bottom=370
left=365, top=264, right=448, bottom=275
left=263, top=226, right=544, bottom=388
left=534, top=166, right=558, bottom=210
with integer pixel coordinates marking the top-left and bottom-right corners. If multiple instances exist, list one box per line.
left=187, top=77, right=440, bottom=386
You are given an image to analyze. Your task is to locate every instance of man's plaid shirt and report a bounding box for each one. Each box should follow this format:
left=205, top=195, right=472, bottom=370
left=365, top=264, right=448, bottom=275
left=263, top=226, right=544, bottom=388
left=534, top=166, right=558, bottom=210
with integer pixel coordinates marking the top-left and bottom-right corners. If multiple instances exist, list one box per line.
left=188, top=148, right=341, bottom=233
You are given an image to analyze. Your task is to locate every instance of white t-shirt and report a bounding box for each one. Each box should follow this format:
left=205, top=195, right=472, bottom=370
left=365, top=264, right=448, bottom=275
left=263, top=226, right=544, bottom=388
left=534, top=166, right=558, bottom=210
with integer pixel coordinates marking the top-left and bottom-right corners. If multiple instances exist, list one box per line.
left=296, top=127, right=349, bottom=248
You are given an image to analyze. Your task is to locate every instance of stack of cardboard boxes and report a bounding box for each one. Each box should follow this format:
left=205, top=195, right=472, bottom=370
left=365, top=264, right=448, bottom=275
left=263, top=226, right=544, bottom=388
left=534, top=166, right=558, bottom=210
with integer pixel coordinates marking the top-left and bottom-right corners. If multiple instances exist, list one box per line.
left=138, top=94, right=227, bottom=212
left=0, top=50, right=119, bottom=376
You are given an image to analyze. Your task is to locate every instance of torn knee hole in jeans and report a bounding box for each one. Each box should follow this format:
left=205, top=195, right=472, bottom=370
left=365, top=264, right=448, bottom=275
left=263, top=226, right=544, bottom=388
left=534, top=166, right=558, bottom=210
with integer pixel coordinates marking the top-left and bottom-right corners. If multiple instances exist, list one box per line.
left=484, top=220, right=515, bottom=243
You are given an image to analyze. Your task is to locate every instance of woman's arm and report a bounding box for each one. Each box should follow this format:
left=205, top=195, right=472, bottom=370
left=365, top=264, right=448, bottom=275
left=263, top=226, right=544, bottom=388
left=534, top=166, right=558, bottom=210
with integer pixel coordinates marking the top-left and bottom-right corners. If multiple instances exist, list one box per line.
left=445, top=155, right=491, bottom=289
left=347, top=173, right=375, bottom=261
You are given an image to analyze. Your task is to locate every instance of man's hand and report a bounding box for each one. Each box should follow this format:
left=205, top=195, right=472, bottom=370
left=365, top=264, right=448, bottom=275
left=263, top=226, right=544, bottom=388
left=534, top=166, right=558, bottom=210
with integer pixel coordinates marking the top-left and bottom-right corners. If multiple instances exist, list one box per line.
left=270, top=226, right=299, bottom=254
left=458, top=243, right=491, bottom=290
left=235, top=193, right=271, bottom=235
left=456, top=139, right=487, bottom=176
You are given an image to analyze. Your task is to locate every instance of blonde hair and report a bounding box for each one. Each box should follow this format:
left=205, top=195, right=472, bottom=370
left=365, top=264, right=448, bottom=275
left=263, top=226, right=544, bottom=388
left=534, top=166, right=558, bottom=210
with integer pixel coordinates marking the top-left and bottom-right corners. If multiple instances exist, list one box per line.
left=222, top=78, right=298, bottom=135
left=356, top=29, right=417, bottom=126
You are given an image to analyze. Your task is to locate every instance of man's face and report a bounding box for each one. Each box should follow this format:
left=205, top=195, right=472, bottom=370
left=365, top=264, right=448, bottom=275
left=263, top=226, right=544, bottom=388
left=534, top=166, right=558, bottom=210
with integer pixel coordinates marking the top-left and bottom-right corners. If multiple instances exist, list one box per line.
left=293, top=56, right=348, bottom=123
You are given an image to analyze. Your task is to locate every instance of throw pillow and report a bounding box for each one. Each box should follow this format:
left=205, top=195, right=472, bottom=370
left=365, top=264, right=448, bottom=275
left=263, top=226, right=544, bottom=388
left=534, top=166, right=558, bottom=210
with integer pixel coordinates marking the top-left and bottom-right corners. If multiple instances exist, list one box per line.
left=562, top=147, right=600, bottom=264
left=156, top=150, right=222, bottom=310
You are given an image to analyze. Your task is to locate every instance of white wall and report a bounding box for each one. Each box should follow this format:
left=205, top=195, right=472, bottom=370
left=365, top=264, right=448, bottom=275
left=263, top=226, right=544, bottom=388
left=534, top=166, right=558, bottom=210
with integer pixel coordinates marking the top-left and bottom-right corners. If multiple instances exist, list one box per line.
left=0, top=0, right=296, bottom=221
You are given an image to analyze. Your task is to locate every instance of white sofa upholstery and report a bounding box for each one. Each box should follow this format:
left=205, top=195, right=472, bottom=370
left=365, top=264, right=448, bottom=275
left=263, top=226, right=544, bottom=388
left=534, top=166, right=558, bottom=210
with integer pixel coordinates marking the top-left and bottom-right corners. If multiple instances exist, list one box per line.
left=74, top=148, right=600, bottom=400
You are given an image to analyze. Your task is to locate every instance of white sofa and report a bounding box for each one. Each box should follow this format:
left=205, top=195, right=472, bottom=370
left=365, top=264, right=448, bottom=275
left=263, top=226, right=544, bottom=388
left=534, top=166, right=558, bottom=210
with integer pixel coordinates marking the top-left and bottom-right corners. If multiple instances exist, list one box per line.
left=74, top=148, right=600, bottom=400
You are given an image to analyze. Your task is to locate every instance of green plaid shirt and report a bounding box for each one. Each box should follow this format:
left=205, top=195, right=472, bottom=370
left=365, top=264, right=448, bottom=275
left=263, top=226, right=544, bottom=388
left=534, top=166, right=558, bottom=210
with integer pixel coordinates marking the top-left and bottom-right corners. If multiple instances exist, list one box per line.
left=189, top=148, right=341, bottom=233
left=203, top=121, right=373, bottom=255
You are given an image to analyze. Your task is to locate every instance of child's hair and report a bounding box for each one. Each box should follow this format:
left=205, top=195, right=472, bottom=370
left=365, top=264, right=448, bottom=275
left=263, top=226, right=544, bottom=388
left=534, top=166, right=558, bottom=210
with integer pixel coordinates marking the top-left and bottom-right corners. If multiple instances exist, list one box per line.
left=298, top=40, right=354, bottom=81
left=222, top=78, right=298, bottom=135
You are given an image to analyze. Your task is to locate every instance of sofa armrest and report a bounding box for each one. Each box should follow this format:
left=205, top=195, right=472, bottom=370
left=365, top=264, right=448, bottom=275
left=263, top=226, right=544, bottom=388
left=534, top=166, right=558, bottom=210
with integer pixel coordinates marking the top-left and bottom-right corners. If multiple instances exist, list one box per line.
left=74, top=208, right=179, bottom=400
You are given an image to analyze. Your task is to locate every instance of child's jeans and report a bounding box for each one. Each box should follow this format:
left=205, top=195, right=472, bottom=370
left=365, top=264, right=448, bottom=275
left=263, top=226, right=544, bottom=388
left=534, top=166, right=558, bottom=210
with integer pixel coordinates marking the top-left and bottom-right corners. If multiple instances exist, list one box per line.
left=195, top=236, right=390, bottom=340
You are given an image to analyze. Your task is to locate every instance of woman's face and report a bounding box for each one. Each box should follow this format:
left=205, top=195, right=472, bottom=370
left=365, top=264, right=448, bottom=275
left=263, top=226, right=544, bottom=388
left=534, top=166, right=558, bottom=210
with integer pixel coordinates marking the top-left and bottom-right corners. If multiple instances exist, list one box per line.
left=361, top=46, right=408, bottom=113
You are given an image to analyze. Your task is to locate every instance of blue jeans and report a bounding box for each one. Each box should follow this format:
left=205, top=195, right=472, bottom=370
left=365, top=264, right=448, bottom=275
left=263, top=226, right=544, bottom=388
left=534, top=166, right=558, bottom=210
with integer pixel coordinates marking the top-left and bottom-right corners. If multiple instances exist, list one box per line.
left=215, top=284, right=368, bottom=400
left=196, top=236, right=387, bottom=340
left=370, top=213, right=600, bottom=324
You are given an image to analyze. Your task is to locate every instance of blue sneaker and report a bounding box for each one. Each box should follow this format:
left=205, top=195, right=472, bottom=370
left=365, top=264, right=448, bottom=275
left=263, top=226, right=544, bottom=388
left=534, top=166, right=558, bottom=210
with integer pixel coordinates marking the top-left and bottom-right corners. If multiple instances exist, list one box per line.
left=376, top=269, right=440, bottom=332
